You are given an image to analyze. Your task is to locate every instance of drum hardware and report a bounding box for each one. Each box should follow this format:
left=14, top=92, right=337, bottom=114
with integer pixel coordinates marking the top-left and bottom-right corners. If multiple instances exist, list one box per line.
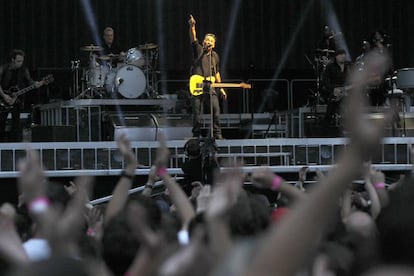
left=304, top=52, right=326, bottom=107
left=76, top=45, right=108, bottom=99
left=71, top=60, right=81, bottom=98
left=387, top=72, right=407, bottom=136
left=139, top=43, right=159, bottom=98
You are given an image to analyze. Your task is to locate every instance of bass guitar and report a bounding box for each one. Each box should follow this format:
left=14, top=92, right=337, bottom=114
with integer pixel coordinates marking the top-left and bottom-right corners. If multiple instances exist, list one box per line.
left=0, top=74, right=54, bottom=112
left=189, top=74, right=251, bottom=96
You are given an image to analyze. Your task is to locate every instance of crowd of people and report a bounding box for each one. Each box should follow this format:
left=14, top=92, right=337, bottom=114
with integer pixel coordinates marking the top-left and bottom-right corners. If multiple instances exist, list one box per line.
left=0, top=50, right=413, bottom=276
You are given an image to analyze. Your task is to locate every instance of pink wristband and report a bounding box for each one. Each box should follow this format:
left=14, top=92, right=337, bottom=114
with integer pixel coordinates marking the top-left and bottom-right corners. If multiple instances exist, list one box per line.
left=271, top=175, right=282, bottom=191
left=86, top=227, right=96, bottom=237
left=157, top=167, right=168, bottom=177
left=374, top=182, right=386, bottom=189
left=29, top=196, right=50, bottom=214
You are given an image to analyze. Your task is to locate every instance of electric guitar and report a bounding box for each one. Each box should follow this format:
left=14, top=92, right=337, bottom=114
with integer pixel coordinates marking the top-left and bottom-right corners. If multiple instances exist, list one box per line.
left=330, top=85, right=353, bottom=102
left=189, top=74, right=251, bottom=96
left=0, top=74, right=54, bottom=112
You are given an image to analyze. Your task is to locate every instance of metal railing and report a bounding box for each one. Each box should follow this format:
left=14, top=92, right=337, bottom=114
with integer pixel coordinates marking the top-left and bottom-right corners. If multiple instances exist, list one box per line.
left=0, top=137, right=412, bottom=178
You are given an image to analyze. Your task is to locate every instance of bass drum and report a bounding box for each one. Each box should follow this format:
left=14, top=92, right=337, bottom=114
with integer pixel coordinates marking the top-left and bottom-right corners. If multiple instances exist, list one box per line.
left=116, top=65, right=146, bottom=98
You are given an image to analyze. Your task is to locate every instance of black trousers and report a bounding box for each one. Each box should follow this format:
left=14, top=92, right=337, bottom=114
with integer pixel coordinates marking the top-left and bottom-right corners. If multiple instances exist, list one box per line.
left=323, top=100, right=341, bottom=128
left=192, top=93, right=221, bottom=138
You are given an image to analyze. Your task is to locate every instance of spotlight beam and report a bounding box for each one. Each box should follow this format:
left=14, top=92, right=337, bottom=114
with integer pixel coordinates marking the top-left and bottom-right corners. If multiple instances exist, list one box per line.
left=247, top=0, right=315, bottom=138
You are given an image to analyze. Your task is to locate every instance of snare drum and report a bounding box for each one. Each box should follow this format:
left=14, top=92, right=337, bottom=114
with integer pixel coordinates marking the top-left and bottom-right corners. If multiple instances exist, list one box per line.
left=125, top=48, right=145, bottom=68
left=115, top=65, right=146, bottom=98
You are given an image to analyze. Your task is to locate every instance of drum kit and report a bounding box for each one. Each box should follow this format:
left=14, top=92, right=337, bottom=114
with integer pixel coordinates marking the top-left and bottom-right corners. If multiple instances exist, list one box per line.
left=75, top=43, right=159, bottom=99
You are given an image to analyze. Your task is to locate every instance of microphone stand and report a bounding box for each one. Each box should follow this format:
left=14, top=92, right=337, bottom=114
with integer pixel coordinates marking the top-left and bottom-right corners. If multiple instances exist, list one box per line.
left=208, top=48, right=214, bottom=139
left=201, top=46, right=218, bottom=184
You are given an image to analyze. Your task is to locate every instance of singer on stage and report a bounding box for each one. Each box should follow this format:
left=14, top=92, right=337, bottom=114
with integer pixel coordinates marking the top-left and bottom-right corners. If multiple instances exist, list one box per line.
left=188, top=14, right=226, bottom=140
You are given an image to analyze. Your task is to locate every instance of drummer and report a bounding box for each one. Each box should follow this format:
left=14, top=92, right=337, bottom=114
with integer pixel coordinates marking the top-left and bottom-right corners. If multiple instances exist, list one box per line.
left=100, top=27, right=126, bottom=67
left=102, top=27, right=123, bottom=55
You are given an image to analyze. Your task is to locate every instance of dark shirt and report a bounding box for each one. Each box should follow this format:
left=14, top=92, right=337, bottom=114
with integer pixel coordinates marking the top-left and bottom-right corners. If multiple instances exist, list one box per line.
left=181, top=156, right=203, bottom=183
left=318, top=37, right=336, bottom=51
left=322, top=62, right=350, bottom=92
left=0, top=63, right=34, bottom=91
left=190, top=40, right=220, bottom=78
left=102, top=43, right=123, bottom=55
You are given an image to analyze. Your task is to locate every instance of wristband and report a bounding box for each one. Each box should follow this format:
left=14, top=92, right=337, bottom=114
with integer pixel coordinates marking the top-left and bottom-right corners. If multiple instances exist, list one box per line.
left=121, top=170, right=134, bottom=181
left=271, top=175, right=282, bottom=191
left=86, top=227, right=96, bottom=237
left=374, top=182, right=386, bottom=189
left=29, top=196, right=50, bottom=214
left=157, top=167, right=168, bottom=177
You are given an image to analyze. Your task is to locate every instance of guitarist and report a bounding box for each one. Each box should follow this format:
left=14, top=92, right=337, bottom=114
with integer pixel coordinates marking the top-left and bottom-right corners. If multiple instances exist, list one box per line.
left=321, top=48, right=350, bottom=130
left=0, top=49, right=41, bottom=142
left=188, top=14, right=227, bottom=140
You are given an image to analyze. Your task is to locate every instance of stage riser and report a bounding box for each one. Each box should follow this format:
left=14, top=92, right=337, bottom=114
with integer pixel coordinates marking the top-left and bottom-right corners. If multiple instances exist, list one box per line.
left=109, top=114, right=192, bottom=141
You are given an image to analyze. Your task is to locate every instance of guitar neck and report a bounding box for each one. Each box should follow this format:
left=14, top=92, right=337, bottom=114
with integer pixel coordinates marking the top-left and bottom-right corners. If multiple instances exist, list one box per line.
left=211, top=83, right=251, bottom=89
left=14, top=84, right=37, bottom=97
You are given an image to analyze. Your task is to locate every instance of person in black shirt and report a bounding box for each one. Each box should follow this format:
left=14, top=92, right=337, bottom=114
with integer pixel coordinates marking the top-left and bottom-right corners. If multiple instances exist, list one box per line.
left=321, top=48, right=350, bottom=130
left=0, top=49, right=41, bottom=142
left=102, top=27, right=123, bottom=55
left=188, top=15, right=227, bottom=139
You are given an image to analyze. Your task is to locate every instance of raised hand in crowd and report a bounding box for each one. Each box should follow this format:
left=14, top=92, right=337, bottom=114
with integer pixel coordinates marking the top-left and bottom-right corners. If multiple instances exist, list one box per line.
left=155, top=134, right=195, bottom=228
left=105, top=133, right=137, bottom=224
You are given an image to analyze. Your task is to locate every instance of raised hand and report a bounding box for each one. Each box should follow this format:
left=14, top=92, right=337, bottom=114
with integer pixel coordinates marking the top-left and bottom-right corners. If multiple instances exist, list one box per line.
left=154, top=133, right=170, bottom=169
left=251, top=167, right=276, bottom=189
left=17, top=148, right=47, bottom=204
left=188, top=14, right=196, bottom=26
left=116, top=133, right=137, bottom=172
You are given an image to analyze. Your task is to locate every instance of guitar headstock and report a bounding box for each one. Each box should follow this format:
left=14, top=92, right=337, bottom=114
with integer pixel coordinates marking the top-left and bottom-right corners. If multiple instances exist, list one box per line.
left=240, top=82, right=252, bottom=89
left=41, top=74, right=54, bottom=85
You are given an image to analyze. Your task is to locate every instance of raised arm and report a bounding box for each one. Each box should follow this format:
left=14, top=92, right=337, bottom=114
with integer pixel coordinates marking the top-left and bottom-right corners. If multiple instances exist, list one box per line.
left=155, top=134, right=195, bottom=228
left=188, top=14, right=197, bottom=43
left=105, top=133, right=137, bottom=224
left=244, top=51, right=392, bottom=276
left=251, top=168, right=306, bottom=202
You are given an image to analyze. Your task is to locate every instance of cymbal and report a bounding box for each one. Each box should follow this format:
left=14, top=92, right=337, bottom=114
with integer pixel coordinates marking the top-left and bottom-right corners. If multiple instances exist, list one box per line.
left=80, top=45, right=103, bottom=51
left=98, top=54, right=120, bottom=61
left=97, top=55, right=110, bottom=61
left=138, top=43, right=158, bottom=50
left=315, top=48, right=335, bottom=53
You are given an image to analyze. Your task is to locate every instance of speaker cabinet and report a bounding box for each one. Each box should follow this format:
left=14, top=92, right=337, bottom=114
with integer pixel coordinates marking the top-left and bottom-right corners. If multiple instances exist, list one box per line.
left=32, top=126, right=76, bottom=142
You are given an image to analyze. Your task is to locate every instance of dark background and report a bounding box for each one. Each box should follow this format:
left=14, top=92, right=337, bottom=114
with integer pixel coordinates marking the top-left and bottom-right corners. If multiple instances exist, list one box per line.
left=0, top=0, right=413, bottom=111
left=1, top=0, right=412, bottom=72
